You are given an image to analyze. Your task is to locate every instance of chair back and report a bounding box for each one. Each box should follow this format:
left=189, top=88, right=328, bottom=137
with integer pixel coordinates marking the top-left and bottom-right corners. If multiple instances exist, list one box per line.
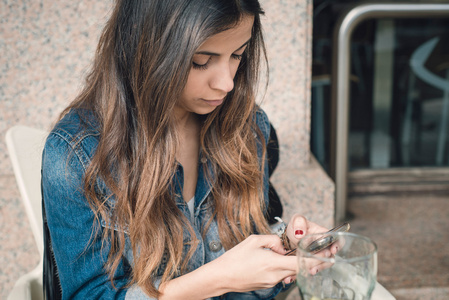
left=410, top=37, right=449, bottom=92
left=6, top=125, right=48, bottom=257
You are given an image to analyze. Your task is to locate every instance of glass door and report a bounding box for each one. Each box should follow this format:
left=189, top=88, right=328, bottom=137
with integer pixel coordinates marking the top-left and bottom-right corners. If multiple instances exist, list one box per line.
left=348, top=17, right=449, bottom=169
left=310, top=0, right=449, bottom=221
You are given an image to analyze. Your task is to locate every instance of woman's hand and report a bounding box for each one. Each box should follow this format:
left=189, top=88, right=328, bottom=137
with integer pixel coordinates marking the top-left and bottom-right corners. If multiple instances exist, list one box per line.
left=213, top=234, right=297, bottom=293
left=158, top=234, right=296, bottom=299
left=285, top=214, right=339, bottom=276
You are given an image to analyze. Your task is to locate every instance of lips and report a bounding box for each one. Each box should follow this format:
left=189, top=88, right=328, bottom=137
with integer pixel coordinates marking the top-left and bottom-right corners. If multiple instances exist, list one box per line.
left=203, top=98, right=224, bottom=107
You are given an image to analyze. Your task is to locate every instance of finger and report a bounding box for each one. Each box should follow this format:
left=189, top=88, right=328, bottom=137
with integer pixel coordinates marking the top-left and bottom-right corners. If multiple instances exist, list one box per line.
left=283, top=276, right=294, bottom=284
left=279, top=258, right=298, bottom=280
left=286, top=215, right=308, bottom=248
left=249, top=234, right=287, bottom=255
left=308, top=248, right=336, bottom=274
left=307, top=221, right=329, bottom=235
left=333, top=236, right=346, bottom=253
left=283, top=273, right=298, bottom=284
left=290, top=214, right=308, bottom=236
left=267, top=252, right=298, bottom=276
left=309, top=260, right=334, bottom=275
left=330, top=242, right=340, bottom=255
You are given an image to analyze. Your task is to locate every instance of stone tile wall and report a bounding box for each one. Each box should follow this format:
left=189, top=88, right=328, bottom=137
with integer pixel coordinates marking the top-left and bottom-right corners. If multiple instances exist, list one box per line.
left=260, top=0, right=334, bottom=226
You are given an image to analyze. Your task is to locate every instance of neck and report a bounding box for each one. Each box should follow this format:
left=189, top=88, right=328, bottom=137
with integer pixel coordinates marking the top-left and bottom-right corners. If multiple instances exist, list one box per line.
left=173, top=106, right=201, bottom=133
left=174, top=116, right=200, bottom=149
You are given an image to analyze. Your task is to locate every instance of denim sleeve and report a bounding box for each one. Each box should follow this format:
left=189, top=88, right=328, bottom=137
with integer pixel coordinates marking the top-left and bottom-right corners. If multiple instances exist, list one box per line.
left=42, top=132, right=153, bottom=299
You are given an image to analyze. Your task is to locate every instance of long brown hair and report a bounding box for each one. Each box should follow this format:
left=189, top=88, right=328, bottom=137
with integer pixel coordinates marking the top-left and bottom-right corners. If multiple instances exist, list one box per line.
left=63, top=0, right=269, bottom=297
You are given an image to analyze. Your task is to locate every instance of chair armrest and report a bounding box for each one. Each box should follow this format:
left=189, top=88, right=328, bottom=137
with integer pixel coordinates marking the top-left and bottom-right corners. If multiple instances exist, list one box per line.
left=7, top=261, right=43, bottom=300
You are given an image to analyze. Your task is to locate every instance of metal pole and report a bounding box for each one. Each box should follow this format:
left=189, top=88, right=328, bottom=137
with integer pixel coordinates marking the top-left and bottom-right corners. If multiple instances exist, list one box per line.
left=331, top=3, right=449, bottom=222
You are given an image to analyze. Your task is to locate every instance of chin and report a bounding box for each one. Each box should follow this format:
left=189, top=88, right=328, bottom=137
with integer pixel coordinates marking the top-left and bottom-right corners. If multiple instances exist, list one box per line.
left=194, top=106, right=219, bottom=115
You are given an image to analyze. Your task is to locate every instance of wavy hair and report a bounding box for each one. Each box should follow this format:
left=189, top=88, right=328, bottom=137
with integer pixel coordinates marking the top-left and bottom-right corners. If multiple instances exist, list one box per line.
left=63, top=0, right=269, bottom=297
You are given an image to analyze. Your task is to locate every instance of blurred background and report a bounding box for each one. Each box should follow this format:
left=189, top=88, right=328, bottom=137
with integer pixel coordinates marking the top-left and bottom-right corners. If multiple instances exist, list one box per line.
left=311, top=0, right=449, bottom=299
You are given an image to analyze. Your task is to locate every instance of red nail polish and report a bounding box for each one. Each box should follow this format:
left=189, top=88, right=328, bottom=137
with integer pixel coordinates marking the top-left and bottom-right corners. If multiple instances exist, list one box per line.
left=295, top=230, right=304, bottom=236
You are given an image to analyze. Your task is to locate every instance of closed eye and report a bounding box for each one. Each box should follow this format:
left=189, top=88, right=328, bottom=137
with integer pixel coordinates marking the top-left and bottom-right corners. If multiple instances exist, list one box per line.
left=231, top=53, right=243, bottom=61
left=193, top=54, right=243, bottom=70
left=192, top=56, right=211, bottom=70
left=192, top=61, right=209, bottom=70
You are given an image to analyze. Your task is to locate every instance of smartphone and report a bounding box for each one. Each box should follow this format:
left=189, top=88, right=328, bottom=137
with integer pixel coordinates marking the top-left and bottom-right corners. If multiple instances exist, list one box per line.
left=305, top=222, right=350, bottom=254
left=284, top=222, right=350, bottom=256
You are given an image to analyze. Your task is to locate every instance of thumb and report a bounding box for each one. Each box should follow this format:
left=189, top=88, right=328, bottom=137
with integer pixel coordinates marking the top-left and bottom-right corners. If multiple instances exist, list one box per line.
left=287, top=214, right=309, bottom=246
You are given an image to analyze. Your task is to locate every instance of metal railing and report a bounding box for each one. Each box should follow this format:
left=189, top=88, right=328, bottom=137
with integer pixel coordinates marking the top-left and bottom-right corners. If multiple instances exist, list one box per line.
left=330, top=3, right=449, bottom=222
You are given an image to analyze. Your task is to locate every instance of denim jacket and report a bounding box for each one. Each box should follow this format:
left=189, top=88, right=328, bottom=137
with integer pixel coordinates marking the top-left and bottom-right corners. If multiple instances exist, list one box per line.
left=42, top=108, right=285, bottom=299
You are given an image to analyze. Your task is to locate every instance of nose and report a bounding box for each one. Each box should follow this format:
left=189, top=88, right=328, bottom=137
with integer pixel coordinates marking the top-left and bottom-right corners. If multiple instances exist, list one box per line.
left=209, top=63, right=235, bottom=93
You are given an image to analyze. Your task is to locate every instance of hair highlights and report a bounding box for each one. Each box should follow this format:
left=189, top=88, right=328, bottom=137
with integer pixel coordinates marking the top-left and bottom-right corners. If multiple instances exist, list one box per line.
left=63, top=0, right=268, bottom=297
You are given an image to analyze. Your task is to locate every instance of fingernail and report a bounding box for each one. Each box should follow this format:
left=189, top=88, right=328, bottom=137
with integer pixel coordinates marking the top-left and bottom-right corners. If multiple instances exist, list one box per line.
left=295, top=229, right=304, bottom=236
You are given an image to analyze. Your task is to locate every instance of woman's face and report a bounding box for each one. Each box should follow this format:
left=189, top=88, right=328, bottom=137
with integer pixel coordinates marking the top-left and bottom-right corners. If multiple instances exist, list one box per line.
left=175, top=15, right=254, bottom=117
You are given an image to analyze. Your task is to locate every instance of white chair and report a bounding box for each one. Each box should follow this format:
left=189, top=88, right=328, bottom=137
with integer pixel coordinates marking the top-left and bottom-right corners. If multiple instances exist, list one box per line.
left=6, top=125, right=48, bottom=300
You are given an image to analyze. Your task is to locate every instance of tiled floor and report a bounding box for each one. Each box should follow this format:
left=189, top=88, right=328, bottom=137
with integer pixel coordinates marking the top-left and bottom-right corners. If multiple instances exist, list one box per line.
left=2, top=174, right=449, bottom=299
left=348, top=193, right=449, bottom=300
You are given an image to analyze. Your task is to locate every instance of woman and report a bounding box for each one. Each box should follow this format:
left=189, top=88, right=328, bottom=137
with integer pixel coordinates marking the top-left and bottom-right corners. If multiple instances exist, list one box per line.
left=42, top=0, right=336, bottom=299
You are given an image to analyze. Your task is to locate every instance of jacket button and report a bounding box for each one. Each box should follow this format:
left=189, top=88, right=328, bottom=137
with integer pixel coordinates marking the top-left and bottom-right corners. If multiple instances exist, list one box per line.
left=209, top=241, right=222, bottom=252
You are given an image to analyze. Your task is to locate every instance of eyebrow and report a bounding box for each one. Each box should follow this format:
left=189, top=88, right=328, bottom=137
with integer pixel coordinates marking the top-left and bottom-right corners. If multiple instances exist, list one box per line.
left=195, top=38, right=251, bottom=56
